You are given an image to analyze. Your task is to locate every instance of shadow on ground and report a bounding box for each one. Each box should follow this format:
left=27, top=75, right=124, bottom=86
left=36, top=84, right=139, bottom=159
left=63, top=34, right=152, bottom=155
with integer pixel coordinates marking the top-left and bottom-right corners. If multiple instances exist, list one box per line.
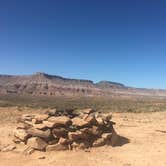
left=115, top=135, right=130, bottom=147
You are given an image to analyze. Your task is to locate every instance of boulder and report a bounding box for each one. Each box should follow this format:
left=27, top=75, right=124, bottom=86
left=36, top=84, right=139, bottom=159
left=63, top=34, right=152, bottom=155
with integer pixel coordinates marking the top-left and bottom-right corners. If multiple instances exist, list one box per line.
left=27, top=137, right=47, bottom=150
left=46, top=144, right=68, bottom=151
left=14, top=129, right=30, bottom=141
left=27, top=128, right=51, bottom=139
left=72, top=117, right=89, bottom=128
left=71, top=141, right=90, bottom=150
left=48, top=116, right=71, bottom=126
left=52, top=128, right=68, bottom=138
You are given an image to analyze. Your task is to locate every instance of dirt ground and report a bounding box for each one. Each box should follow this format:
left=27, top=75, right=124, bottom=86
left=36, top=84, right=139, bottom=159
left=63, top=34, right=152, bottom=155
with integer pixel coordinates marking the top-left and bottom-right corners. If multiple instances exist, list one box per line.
left=0, top=107, right=166, bottom=166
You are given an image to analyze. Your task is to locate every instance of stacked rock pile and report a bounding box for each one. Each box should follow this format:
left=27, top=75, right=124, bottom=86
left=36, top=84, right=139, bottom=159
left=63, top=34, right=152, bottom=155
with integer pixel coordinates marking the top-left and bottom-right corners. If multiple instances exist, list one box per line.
left=13, top=108, right=118, bottom=151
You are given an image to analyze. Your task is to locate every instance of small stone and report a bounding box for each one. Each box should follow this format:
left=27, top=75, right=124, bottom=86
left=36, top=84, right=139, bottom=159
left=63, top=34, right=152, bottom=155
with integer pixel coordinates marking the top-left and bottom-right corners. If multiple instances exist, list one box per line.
left=27, top=137, right=47, bottom=150
left=1, top=144, right=16, bottom=152
left=23, top=147, right=35, bottom=155
left=38, top=156, right=46, bottom=159
left=84, top=149, right=91, bottom=152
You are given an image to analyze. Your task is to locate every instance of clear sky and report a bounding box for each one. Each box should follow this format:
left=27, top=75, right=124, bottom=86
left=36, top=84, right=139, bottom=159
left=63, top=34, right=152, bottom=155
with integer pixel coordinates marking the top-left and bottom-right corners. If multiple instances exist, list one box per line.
left=0, top=0, right=166, bottom=88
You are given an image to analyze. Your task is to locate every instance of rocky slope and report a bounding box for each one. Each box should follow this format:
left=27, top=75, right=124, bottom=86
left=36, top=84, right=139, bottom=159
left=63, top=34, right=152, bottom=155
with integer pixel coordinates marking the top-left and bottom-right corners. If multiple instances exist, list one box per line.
left=0, top=72, right=166, bottom=98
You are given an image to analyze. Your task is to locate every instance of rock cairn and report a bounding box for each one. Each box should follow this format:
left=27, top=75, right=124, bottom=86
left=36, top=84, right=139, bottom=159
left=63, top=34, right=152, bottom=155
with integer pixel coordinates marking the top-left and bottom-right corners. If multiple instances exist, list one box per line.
left=13, top=108, right=118, bottom=151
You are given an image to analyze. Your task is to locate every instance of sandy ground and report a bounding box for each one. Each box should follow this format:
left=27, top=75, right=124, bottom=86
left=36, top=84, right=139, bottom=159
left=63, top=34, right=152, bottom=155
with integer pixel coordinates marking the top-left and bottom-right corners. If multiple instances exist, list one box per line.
left=0, top=108, right=166, bottom=166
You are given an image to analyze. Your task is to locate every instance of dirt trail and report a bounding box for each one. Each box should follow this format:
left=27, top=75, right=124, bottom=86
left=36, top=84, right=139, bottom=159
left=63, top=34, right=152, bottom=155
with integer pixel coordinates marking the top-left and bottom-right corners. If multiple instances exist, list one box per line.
left=0, top=108, right=166, bottom=166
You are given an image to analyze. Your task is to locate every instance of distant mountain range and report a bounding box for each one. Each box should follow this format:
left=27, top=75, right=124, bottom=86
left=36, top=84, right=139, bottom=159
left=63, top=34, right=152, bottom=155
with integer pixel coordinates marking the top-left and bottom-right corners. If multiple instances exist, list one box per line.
left=0, top=72, right=166, bottom=98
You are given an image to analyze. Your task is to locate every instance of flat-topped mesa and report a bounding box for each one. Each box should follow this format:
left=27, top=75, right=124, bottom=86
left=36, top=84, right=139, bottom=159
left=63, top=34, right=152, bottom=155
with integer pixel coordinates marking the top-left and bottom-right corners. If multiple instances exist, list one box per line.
left=13, top=108, right=119, bottom=152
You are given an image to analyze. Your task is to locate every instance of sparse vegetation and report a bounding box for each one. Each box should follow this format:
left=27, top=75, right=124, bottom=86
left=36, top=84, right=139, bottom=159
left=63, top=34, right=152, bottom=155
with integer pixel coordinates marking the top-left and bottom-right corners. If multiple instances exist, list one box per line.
left=0, top=94, right=166, bottom=113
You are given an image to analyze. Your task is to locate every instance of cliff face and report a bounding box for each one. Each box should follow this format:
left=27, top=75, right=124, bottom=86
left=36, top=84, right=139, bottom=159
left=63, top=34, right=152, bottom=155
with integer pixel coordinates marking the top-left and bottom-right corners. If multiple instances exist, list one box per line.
left=0, top=72, right=166, bottom=98
left=0, top=73, right=102, bottom=96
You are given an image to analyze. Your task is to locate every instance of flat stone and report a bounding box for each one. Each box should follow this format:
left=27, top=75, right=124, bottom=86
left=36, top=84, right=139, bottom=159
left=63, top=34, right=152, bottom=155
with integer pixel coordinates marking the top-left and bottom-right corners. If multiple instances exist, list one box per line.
left=72, top=117, right=89, bottom=127
left=81, top=108, right=95, bottom=114
left=46, top=144, right=68, bottom=151
left=33, top=124, right=47, bottom=130
left=43, top=121, right=56, bottom=128
left=27, top=137, right=47, bottom=150
left=48, top=116, right=71, bottom=126
left=34, top=114, right=49, bottom=122
left=27, top=128, right=51, bottom=139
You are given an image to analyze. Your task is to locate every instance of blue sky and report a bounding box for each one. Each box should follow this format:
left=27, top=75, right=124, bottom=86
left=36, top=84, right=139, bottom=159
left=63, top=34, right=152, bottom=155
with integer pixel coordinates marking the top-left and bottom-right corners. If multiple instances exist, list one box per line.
left=0, top=0, right=166, bottom=88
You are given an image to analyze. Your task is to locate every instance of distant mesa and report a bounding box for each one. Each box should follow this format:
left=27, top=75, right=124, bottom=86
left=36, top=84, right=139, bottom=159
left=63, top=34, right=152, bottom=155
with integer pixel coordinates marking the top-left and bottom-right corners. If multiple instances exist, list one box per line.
left=0, top=72, right=166, bottom=98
